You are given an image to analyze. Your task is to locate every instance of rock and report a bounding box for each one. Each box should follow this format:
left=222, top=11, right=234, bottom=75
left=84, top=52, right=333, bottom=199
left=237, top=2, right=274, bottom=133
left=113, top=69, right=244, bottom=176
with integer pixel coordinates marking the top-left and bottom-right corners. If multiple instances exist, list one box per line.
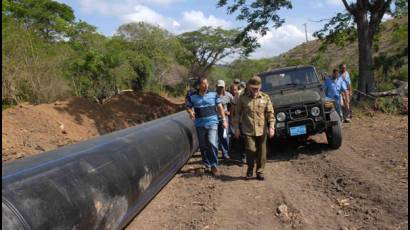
left=277, top=204, right=289, bottom=215
left=336, top=198, right=351, bottom=207
left=195, top=168, right=205, bottom=174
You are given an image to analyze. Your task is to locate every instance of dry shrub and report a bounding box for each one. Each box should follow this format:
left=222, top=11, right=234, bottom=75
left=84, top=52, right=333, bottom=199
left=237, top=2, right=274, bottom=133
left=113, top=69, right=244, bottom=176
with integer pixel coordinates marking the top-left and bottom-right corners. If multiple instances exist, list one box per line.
left=2, top=20, right=73, bottom=104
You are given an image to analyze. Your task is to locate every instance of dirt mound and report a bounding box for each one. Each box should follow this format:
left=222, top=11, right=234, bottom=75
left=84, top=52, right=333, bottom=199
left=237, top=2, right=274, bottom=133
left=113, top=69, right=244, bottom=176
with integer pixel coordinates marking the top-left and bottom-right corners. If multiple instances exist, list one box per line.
left=103, top=91, right=181, bottom=126
left=2, top=92, right=182, bottom=162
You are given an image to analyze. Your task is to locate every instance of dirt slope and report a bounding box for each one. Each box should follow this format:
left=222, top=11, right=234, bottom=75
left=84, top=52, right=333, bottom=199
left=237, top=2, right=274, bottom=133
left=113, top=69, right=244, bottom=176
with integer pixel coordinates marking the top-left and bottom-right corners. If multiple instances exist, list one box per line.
left=2, top=91, right=181, bottom=162
left=127, top=113, right=408, bottom=230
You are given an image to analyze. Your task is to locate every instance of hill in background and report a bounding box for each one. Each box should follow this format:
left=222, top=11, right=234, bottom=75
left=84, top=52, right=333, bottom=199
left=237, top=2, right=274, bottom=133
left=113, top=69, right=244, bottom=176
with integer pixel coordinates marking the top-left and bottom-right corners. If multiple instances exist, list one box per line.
left=211, top=15, right=407, bottom=94
left=268, top=15, right=408, bottom=91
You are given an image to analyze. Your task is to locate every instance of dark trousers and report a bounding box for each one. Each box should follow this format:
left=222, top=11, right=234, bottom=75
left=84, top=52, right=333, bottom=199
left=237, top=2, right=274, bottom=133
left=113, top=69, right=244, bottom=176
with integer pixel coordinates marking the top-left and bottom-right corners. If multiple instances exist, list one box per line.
left=229, top=123, right=245, bottom=160
left=243, top=134, right=267, bottom=175
left=230, top=136, right=245, bottom=159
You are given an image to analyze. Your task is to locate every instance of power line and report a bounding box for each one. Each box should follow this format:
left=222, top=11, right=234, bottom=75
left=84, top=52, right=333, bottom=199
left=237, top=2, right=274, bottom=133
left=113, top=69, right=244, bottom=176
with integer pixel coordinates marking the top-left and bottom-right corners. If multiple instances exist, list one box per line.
left=308, top=18, right=332, bottom=23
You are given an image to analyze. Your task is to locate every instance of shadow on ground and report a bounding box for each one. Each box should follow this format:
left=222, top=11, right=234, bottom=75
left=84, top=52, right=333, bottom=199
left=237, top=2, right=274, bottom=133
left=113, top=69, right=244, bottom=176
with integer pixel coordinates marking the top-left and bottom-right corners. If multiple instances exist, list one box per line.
left=178, top=138, right=331, bottom=182
left=267, top=138, right=330, bottom=162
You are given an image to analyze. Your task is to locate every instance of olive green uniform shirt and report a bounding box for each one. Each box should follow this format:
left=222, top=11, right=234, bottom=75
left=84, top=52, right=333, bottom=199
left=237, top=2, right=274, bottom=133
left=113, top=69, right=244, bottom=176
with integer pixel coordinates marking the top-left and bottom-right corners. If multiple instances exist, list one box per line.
left=234, top=92, right=275, bottom=137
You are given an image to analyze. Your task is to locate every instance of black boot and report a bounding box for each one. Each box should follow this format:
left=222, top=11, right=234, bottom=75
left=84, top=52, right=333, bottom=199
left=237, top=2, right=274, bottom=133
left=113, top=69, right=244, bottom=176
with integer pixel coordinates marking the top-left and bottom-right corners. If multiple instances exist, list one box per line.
left=246, top=169, right=253, bottom=179
left=256, top=174, right=265, bottom=181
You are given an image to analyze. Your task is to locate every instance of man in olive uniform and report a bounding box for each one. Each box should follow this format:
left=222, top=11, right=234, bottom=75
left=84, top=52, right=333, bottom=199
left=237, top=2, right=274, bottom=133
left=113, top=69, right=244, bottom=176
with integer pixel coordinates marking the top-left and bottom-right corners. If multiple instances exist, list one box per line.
left=234, top=76, right=275, bottom=180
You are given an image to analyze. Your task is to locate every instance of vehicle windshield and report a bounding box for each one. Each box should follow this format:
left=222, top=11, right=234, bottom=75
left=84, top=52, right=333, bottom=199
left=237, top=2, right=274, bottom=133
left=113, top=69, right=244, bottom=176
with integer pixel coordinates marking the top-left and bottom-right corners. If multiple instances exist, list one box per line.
left=261, top=67, right=320, bottom=91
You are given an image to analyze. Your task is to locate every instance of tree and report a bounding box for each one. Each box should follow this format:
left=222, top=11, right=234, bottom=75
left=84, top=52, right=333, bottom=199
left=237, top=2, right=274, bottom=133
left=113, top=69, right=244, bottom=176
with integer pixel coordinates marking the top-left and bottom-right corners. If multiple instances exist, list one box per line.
left=178, top=26, right=255, bottom=78
left=218, top=0, right=394, bottom=97
left=67, top=20, right=98, bottom=47
left=315, top=0, right=393, bottom=96
left=67, top=48, right=120, bottom=103
left=115, top=22, right=186, bottom=87
left=392, top=0, right=408, bottom=17
left=128, top=54, right=154, bottom=91
left=227, top=58, right=273, bottom=81
left=4, top=0, right=75, bottom=40
left=63, top=29, right=124, bottom=103
left=217, top=0, right=292, bottom=49
left=2, top=18, right=73, bottom=104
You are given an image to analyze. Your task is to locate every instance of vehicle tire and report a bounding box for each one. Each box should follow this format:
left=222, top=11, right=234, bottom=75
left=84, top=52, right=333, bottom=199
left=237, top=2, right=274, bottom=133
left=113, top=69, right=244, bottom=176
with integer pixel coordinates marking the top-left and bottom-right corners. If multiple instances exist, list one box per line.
left=326, top=110, right=342, bottom=149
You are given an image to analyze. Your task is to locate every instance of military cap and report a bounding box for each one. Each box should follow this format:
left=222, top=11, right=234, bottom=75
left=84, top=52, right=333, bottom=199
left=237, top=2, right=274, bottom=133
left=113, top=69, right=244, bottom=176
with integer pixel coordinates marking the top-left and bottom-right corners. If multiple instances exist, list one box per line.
left=248, top=76, right=261, bottom=88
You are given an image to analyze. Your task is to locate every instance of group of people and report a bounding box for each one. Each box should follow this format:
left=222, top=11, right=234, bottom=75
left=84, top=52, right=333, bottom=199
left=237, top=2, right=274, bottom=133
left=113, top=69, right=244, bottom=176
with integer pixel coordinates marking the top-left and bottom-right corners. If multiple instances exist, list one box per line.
left=185, top=76, right=275, bottom=181
left=322, top=63, right=353, bottom=123
left=185, top=64, right=353, bottom=180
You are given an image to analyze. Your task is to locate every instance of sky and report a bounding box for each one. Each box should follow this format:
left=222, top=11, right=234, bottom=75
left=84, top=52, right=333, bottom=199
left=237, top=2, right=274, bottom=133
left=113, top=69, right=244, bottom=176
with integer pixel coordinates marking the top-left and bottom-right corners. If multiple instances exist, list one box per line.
left=58, top=0, right=348, bottom=60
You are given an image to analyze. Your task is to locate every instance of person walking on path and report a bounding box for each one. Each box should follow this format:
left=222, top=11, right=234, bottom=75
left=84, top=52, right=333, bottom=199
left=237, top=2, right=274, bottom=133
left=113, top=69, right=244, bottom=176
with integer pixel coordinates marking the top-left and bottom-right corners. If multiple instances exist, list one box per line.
left=324, top=69, right=347, bottom=120
left=216, top=80, right=234, bottom=160
left=228, top=84, right=246, bottom=164
left=186, top=77, right=227, bottom=176
left=234, top=76, right=275, bottom=180
left=339, top=64, right=352, bottom=121
left=229, top=83, right=245, bottom=165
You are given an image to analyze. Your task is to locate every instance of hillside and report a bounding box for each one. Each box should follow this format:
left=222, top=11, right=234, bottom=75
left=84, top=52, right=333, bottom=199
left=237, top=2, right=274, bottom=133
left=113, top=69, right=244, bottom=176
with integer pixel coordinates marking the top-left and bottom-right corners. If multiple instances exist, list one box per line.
left=268, top=16, right=408, bottom=90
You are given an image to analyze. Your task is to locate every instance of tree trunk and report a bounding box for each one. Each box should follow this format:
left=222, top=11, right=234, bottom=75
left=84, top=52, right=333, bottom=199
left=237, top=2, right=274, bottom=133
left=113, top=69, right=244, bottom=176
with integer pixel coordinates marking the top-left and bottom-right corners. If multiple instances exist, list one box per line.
left=356, top=14, right=375, bottom=99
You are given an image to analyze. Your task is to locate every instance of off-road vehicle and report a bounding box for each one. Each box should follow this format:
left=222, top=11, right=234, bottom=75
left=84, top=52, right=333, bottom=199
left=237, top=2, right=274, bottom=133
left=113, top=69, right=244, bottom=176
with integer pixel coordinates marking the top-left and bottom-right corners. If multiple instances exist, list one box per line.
left=259, top=65, right=342, bottom=149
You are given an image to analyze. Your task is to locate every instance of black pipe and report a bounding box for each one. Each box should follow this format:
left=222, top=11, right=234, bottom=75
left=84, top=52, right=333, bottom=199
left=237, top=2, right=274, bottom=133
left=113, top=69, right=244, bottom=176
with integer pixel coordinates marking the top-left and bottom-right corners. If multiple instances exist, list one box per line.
left=2, top=111, right=198, bottom=230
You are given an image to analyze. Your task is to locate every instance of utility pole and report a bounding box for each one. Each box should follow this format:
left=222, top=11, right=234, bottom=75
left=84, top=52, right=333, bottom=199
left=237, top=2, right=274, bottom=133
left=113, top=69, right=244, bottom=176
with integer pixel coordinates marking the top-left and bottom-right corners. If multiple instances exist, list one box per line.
left=302, top=23, right=308, bottom=43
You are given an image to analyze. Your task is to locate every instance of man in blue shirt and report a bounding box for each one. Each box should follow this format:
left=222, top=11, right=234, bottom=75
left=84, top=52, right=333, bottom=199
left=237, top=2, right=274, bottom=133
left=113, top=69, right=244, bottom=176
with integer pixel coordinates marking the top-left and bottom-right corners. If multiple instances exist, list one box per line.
left=186, top=77, right=227, bottom=176
left=324, top=69, right=347, bottom=120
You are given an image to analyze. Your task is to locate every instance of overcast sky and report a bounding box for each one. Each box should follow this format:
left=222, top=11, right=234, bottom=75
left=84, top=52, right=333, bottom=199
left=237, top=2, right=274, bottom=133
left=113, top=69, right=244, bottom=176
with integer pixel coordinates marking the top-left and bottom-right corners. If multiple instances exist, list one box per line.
left=58, top=0, right=348, bottom=59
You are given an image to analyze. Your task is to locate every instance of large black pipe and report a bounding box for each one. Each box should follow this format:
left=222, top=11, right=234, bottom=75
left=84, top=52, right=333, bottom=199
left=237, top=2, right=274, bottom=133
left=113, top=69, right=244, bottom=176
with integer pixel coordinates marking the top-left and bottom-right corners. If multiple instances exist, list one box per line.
left=2, top=111, right=198, bottom=230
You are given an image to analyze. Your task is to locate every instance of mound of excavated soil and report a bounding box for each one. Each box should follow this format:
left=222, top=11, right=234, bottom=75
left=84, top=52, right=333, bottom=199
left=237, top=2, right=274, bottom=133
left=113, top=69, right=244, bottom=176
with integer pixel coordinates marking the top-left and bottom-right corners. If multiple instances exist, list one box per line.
left=103, top=91, right=183, bottom=126
left=2, top=91, right=183, bottom=162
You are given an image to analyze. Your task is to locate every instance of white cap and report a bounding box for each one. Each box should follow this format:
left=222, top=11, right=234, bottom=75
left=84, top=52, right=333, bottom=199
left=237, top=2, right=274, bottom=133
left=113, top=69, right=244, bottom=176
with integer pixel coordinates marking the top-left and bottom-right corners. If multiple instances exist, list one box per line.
left=216, top=80, right=225, bottom=87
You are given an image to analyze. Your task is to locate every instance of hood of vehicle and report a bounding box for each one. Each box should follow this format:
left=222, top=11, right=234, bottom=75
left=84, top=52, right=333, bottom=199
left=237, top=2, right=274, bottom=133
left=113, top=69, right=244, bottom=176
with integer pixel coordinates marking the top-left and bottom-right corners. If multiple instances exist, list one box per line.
left=270, top=89, right=321, bottom=107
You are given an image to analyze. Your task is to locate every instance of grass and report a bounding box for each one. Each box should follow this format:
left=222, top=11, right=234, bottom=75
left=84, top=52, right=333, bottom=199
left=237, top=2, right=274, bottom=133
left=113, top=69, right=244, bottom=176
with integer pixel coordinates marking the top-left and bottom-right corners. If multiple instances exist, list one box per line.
left=2, top=103, right=16, bottom=111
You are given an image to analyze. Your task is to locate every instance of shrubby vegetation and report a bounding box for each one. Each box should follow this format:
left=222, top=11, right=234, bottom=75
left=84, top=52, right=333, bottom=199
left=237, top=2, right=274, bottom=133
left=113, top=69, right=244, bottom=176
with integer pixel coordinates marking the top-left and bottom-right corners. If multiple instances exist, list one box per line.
left=2, top=0, right=407, bottom=115
left=2, top=0, right=252, bottom=105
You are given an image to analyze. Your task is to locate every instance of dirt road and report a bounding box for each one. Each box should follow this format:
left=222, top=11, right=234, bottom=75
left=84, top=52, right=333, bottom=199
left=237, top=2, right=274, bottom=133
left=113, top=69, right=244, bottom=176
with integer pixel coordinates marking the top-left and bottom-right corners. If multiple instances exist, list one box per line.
left=127, top=113, right=408, bottom=230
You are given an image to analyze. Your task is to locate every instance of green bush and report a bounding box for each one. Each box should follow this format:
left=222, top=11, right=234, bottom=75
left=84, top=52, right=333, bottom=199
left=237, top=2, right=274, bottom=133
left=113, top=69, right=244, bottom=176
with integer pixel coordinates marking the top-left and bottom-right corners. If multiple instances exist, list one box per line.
left=397, top=64, right=408, bottom=81
left=374, top=96, right=403, bottom=114
left=377, top=81, right=396, bottom=92
left=163, top=83, right=188, bottom=97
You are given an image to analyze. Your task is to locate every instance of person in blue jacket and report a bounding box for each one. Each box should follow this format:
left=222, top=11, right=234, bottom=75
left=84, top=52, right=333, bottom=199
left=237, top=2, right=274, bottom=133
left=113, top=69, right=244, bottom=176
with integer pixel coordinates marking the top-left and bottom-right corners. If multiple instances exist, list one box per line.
left=186, top=77, right=227, bottom=176
left=324, top=69, right=347, bottom=120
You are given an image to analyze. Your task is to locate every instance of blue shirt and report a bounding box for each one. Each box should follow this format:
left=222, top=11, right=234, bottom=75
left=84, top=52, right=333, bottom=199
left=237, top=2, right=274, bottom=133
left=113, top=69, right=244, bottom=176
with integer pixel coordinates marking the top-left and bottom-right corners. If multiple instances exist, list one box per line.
left=324, top=76, right=346, bottom=100
left=339, top=71, right=351, bottom=88
left=186, top=91, right=221, bottom=127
